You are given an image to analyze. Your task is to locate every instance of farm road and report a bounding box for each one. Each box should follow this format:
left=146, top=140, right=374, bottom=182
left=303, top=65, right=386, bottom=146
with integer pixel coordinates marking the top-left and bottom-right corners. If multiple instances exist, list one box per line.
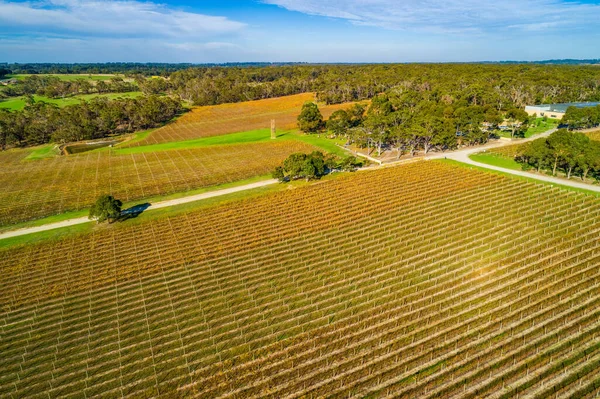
left=375, top=126, right=600, bottom=193
left=443, top=147, right=600, bottom=193
left=427, top=127, right=600, bottom=193
left=0, top=179, right=278, bottom=240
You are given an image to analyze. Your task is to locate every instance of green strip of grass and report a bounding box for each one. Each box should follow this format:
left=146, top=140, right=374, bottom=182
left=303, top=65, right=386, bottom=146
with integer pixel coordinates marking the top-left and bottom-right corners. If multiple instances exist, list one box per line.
left=439, top=159, right=600, bottom=197
left=25, top=144, right=61, bottom=160
left=469, top=152, right=522, bottom=171
left=0, top=223, right=93, bottom=250
left=115, top=129, right=278, bottom=154
left=113, top=129, right=352, bottom=157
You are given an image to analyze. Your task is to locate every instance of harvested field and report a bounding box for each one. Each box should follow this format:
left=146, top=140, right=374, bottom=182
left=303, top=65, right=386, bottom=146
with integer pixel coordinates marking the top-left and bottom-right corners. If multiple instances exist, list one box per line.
left=2, top=161, right=600, bottom=398
left=0, top=140, right=316, bottom=226
left=127, top=93, right=357, bottom=146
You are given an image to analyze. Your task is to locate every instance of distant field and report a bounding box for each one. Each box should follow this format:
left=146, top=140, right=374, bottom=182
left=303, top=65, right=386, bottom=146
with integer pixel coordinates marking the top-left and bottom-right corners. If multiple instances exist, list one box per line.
left=0, top=139, right=317, bottom=225
left=0, top=92, right=143, bottom=111
left=7, top=73, right=123, bottom=81
left=128, top=93, right=360, bottom=146
left=2, top=162, right=600, bottom=397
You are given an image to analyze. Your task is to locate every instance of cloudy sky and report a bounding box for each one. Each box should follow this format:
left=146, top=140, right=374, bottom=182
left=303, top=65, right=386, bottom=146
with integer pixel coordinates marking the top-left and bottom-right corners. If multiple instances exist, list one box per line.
left=1, top=0, right=599, bottom=62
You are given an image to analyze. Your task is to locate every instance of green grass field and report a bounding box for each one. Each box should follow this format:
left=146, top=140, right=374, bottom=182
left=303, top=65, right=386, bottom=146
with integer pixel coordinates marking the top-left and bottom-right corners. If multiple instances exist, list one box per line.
left=24, top=144, right=61, bottom=160
left=114, top=129, right=350, bottom=157
left=0, top=92, right=143, bottom=111
left=469, top=152, right=523, bottom=170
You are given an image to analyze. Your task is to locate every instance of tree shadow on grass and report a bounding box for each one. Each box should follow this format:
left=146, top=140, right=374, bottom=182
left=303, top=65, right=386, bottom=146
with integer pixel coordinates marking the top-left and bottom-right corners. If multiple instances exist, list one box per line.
left=120, top=203, right=151, bottom=221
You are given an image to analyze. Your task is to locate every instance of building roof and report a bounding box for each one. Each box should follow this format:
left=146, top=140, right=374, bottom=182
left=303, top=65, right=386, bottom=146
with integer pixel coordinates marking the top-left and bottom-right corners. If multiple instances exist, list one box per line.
left=525, top=102, right=600, bottom=113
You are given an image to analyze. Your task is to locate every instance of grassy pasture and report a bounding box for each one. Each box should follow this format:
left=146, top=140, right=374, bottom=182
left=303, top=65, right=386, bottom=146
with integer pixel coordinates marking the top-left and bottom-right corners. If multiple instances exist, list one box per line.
left=2, top=161, right=600, bottom=397
left=0, top=92, right=143, bottom=111
left=127, top=93, right=361, bottom=146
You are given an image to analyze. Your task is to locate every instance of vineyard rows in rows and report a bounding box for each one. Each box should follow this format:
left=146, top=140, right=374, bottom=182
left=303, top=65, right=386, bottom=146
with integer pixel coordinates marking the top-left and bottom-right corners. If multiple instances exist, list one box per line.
left=0, top=140, right=315, bottom=226
left=1, top=162, right=600, bottom=398
left=126, top=93, right=355, bottom=147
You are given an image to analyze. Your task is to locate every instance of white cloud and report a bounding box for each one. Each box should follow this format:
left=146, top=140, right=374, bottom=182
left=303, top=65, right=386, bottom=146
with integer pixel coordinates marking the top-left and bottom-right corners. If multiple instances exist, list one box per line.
left=0, top=36, right=254, bottom=63
left=0, top=0, right=246, bottom=38
left=262, top=0, right=600, bottom=34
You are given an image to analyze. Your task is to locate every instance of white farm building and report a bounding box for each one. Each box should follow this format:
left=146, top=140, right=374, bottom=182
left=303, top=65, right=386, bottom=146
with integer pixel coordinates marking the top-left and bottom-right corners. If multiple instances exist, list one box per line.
left=525, top=102, right=600, bottom=119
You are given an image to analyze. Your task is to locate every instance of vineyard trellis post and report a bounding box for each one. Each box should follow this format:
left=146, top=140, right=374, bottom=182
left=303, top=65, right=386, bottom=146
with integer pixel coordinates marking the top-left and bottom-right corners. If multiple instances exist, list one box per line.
left=271, top=119, right=276, bottom=140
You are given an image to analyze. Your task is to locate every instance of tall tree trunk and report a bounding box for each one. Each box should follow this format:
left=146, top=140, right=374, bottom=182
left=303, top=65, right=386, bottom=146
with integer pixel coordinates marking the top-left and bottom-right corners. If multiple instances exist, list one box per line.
left=567, top=166, right=572, bottom=179
left=553, top=156, right=558, bottom=176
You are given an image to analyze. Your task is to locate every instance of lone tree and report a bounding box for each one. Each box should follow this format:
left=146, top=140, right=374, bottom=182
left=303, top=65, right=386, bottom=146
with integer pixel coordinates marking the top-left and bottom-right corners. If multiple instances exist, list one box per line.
left=297, top=102, right=324, bottom=133
left=273, top=151, right=356, bottom=182
left=89, top=195, right=123, bottom=224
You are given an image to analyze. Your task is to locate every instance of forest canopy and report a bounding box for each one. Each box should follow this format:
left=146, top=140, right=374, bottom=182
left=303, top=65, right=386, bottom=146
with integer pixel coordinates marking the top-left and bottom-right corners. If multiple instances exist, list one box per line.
left=0, top=95, right=183, bottom=149
left=3, top=63, right=600, bottom=150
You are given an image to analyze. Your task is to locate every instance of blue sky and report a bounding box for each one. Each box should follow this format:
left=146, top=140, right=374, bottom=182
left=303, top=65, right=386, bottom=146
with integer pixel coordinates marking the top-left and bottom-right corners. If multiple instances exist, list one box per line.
left=0, top=0, right=599, bottom=63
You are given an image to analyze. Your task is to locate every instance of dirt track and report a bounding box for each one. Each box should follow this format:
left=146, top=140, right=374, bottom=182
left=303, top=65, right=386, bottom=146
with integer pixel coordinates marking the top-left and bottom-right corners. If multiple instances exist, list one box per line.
left=0, top=179, right=278, bottom=241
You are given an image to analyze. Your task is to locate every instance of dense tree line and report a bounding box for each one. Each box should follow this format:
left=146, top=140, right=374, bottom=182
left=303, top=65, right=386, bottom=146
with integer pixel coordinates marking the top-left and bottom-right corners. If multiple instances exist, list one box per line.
left=272, top=151, right=363, bottom=181
left=163, top=64, right=600, bottom=107
left=299, top=91, right=532, bottom=157
left=1, top=75, right=137, bottom=99
left=4, top=64, right=600, bottom=108
left=0, top=96, right=183, bottom=149
left=0, top=62, right=306, bottom=76
left=563, top=105, right=600, bottom=130
left=516, top=129, right=600, bottom=180
left=1, top=63, right=194, bottom=76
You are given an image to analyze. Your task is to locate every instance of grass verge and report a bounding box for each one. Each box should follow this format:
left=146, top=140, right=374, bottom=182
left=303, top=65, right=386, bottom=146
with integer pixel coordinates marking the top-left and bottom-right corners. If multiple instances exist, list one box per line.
left=469, top=152, right=522, bottom=171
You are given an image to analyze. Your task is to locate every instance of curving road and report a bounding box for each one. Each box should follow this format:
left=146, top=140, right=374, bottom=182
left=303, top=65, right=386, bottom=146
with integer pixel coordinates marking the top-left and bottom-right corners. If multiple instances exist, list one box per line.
left=425, top=127, right=600, bottom=193
left=0, top=179, right=278, bottom=241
